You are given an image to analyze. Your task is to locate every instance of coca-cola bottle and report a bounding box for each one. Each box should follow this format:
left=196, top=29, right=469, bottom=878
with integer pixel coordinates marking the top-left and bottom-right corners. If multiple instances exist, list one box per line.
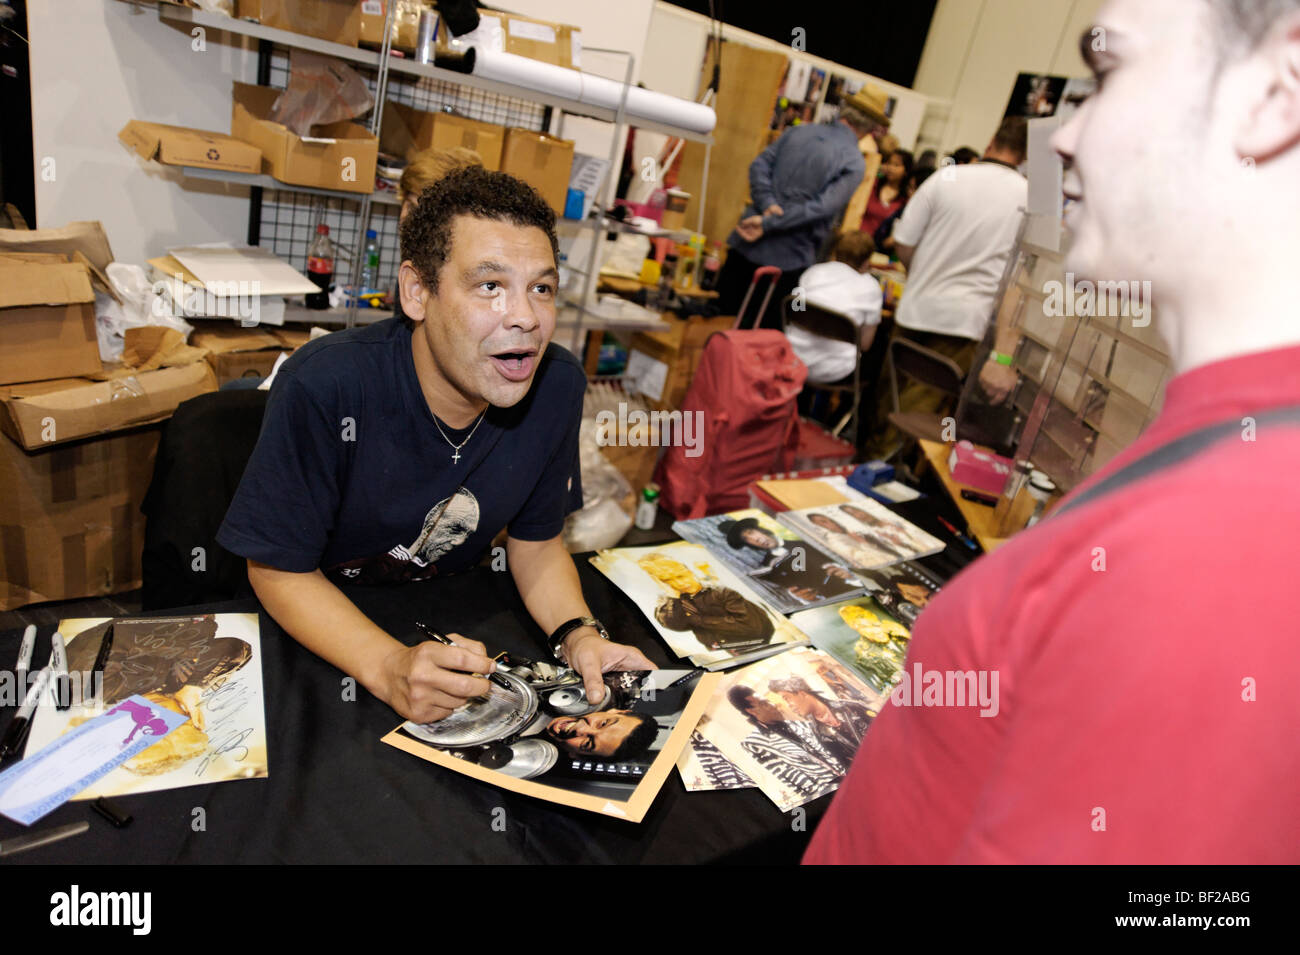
left=306, top=223, right=334, bottom=310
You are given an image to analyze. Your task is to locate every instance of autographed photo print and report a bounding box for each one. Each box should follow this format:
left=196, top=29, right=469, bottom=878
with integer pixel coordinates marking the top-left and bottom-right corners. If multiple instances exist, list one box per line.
left=383, top=668, right=720, bottom=821
left=589, top=541, right=808, bottom=667
left=25, top=614, right=268, bottom=798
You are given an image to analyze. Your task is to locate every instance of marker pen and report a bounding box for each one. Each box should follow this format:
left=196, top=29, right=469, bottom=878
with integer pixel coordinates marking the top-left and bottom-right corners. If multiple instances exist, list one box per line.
left=0, top=667, right=52, bottom=759
left=48, top=632, right=70, bottom=711
left=15, top=625, right=36, bottom=695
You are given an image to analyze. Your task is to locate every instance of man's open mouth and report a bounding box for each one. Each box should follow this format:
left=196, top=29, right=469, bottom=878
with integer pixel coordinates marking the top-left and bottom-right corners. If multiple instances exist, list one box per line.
left=490, top=348, right=537, bottom=382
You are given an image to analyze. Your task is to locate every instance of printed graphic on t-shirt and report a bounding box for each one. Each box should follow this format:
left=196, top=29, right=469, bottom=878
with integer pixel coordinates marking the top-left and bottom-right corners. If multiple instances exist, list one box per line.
left=327, top=488, right=481, bottom=584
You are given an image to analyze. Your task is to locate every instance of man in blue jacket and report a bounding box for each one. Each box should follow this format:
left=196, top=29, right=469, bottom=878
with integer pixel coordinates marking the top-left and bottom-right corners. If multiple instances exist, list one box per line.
left=715, top=87, right=885, bottom=329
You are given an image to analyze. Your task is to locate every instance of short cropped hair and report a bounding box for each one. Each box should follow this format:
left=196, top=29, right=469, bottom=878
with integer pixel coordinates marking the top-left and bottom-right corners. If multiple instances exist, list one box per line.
left=832, top=231, right=876, bottom=271
left=991, top=117, right=1028, bottom=163
left=399, top=165, right=559, bottom=296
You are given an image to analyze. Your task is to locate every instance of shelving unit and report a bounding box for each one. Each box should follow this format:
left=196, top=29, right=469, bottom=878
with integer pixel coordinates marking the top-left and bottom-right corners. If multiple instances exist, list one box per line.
left=146, top=1, right=712, bottom=347
left=957, top=228, right=1172, bottom=491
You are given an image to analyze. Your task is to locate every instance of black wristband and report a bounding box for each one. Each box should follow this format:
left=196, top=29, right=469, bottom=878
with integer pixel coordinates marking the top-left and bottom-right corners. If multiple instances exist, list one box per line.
left=547, top=616, right=609, bottom=662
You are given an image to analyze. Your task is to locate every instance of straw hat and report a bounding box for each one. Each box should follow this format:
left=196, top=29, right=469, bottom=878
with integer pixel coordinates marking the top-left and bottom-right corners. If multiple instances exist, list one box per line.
left=843, top=85, right=892, bottom=128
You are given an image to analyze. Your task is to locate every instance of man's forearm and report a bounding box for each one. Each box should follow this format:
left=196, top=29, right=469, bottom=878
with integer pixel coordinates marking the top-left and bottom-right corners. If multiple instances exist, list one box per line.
left=991, top=284, right=1024, bottom=355
left=506, top=534, right=594, bottom=652
left=247, top=560, right=404, bottom=702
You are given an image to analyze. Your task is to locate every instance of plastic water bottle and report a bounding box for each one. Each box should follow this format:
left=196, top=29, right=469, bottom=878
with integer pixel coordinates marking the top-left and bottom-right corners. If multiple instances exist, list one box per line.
left=360, top=229, right=380, bottom=293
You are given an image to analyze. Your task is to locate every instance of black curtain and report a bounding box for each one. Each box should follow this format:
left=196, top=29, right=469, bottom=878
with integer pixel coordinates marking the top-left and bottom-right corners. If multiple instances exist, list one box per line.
left=661, top=1, right=938, bottom=89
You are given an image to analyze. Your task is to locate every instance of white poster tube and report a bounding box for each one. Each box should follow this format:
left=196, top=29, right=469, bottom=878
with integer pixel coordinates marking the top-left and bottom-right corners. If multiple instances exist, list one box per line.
left=468, top=49, right=716, bottom=135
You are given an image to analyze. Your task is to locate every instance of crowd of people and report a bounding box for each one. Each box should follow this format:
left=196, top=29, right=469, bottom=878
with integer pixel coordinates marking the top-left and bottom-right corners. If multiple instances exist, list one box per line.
left=719, top=84, right=1028, bottom=456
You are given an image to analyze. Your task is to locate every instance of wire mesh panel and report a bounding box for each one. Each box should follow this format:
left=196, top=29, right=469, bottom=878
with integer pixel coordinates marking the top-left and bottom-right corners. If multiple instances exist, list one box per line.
left=256, top=48, right=548, bottom=297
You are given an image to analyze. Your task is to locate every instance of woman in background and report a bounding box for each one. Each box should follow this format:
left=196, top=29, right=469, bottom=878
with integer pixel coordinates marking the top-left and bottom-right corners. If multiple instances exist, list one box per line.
left=858, top=148, right=913, bottom=239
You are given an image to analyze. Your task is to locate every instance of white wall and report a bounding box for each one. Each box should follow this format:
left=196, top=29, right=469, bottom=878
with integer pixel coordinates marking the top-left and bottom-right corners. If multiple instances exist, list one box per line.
left=30, top=0, right=659, bottom=267
left=913, top=0, right=1104, bottom=154
left=31, top=0, right=260, bottom=268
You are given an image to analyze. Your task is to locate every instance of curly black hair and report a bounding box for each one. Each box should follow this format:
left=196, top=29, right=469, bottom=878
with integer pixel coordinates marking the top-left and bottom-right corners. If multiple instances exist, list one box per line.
left=609, top=713, right=661, bottom=762
left=399, top=164, right=559, bottom=312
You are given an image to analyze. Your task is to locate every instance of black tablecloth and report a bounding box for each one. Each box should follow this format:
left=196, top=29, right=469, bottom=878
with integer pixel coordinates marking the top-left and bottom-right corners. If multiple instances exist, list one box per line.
left=0, top=558, right=829, bottom=865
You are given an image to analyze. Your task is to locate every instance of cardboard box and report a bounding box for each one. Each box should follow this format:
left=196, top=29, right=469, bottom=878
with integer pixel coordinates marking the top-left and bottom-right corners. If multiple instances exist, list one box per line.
left=231, top=82, right=379, bottom=194
left=625, top=315, right=733, bottom=413
left=359, top=0, right=428, bottom=49
left=118, top=120, right=261, bottom=174
left=500, top=129, right=575, bottom=214
left=189, top=321, right=306, bottom=386
left=380, top=101, right=504, bottom=169
left=0, top=220, right=114, bottom=274
left=0, top=362, right=216, bottom=451
left=0, top=425, right=159, bottom=610
left=0, top=255, right=103, bottom=385
left=236, top=0, right=361, bottom=47
left=456, top=13, right=581, bottom=69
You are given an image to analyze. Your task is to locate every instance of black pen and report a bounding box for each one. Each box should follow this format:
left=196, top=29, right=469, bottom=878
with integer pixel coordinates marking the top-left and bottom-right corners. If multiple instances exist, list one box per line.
left=91, top=623, right=115, bottom=678
left=414, top=622, right=512, bottom=691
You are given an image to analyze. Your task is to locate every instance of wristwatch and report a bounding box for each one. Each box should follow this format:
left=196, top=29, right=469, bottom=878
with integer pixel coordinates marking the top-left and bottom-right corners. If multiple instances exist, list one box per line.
left=547, top=616, right=610, bottom=663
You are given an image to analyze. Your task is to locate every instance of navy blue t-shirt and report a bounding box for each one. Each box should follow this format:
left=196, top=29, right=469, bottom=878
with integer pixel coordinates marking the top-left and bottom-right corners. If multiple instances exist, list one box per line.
left=217, top=317, right=584, bottom=583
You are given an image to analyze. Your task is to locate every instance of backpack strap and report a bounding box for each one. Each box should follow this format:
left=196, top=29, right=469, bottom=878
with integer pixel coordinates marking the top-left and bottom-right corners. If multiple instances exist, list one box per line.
left=1051, top=403, right=1300, bottom=521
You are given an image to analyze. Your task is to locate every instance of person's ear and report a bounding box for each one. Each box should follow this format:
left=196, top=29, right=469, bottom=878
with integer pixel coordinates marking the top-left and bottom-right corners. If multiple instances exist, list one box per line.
left=398, top=261, right=430, bottom=323
left=1234, top=14, right=1300, bottom=164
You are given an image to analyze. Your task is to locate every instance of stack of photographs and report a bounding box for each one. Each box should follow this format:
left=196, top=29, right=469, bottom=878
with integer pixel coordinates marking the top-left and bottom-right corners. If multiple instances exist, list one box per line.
left=671, top=508, right=867, bottom=614
left=589, top=541, right=809, bottom=670
left=384, top=667, right=719, bottom=822
left=683, top=646, right=883, bottom=810
left=777, top=498, right=945, bottom=571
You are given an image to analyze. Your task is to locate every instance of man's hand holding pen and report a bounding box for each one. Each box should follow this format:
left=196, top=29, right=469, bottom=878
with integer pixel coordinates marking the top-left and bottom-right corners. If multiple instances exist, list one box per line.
left=376, top=631, right=498, bottom=724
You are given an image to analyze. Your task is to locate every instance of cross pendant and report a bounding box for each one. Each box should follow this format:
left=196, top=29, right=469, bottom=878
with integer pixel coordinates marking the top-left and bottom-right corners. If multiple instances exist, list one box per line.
left=452, top=449, right=461, bottom=464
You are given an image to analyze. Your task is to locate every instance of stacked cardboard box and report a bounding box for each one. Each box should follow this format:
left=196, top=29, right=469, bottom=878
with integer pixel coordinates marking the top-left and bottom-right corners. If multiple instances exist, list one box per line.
left=0, top=222, right=217, bottom=609
left=380, top=101, right=505, bottom=170
left=189, top=321, right=310, bottom=386
left=0, top=426, right=160, bottom=611
left=236, top=0, right=361, bottom=46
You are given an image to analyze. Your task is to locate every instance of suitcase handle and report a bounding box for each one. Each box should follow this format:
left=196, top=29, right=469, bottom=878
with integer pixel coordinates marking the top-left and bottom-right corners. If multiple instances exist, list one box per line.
left=733, top=266, right=783, bottom=331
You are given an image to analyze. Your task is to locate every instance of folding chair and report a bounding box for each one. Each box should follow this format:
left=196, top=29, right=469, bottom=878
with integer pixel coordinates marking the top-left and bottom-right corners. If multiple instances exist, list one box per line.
left=780, top=294, right=870, bottom=446
left=883, top=336, right=965, bottom=465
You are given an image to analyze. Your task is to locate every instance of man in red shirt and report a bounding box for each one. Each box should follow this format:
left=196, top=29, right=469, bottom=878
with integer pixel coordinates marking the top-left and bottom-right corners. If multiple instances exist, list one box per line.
left=805, top=0, right=1300, bottom=864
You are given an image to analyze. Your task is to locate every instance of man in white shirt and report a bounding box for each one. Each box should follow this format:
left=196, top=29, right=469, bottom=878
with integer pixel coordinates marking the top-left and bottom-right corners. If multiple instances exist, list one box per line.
left=863, top=118, right=1028, bottom=454
left=786, top=231, right=883, bottom=384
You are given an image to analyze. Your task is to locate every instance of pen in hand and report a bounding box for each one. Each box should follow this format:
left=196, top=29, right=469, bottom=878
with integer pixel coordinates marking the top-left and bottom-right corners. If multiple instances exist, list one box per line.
left=414, top=622, right=512, bottom=692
